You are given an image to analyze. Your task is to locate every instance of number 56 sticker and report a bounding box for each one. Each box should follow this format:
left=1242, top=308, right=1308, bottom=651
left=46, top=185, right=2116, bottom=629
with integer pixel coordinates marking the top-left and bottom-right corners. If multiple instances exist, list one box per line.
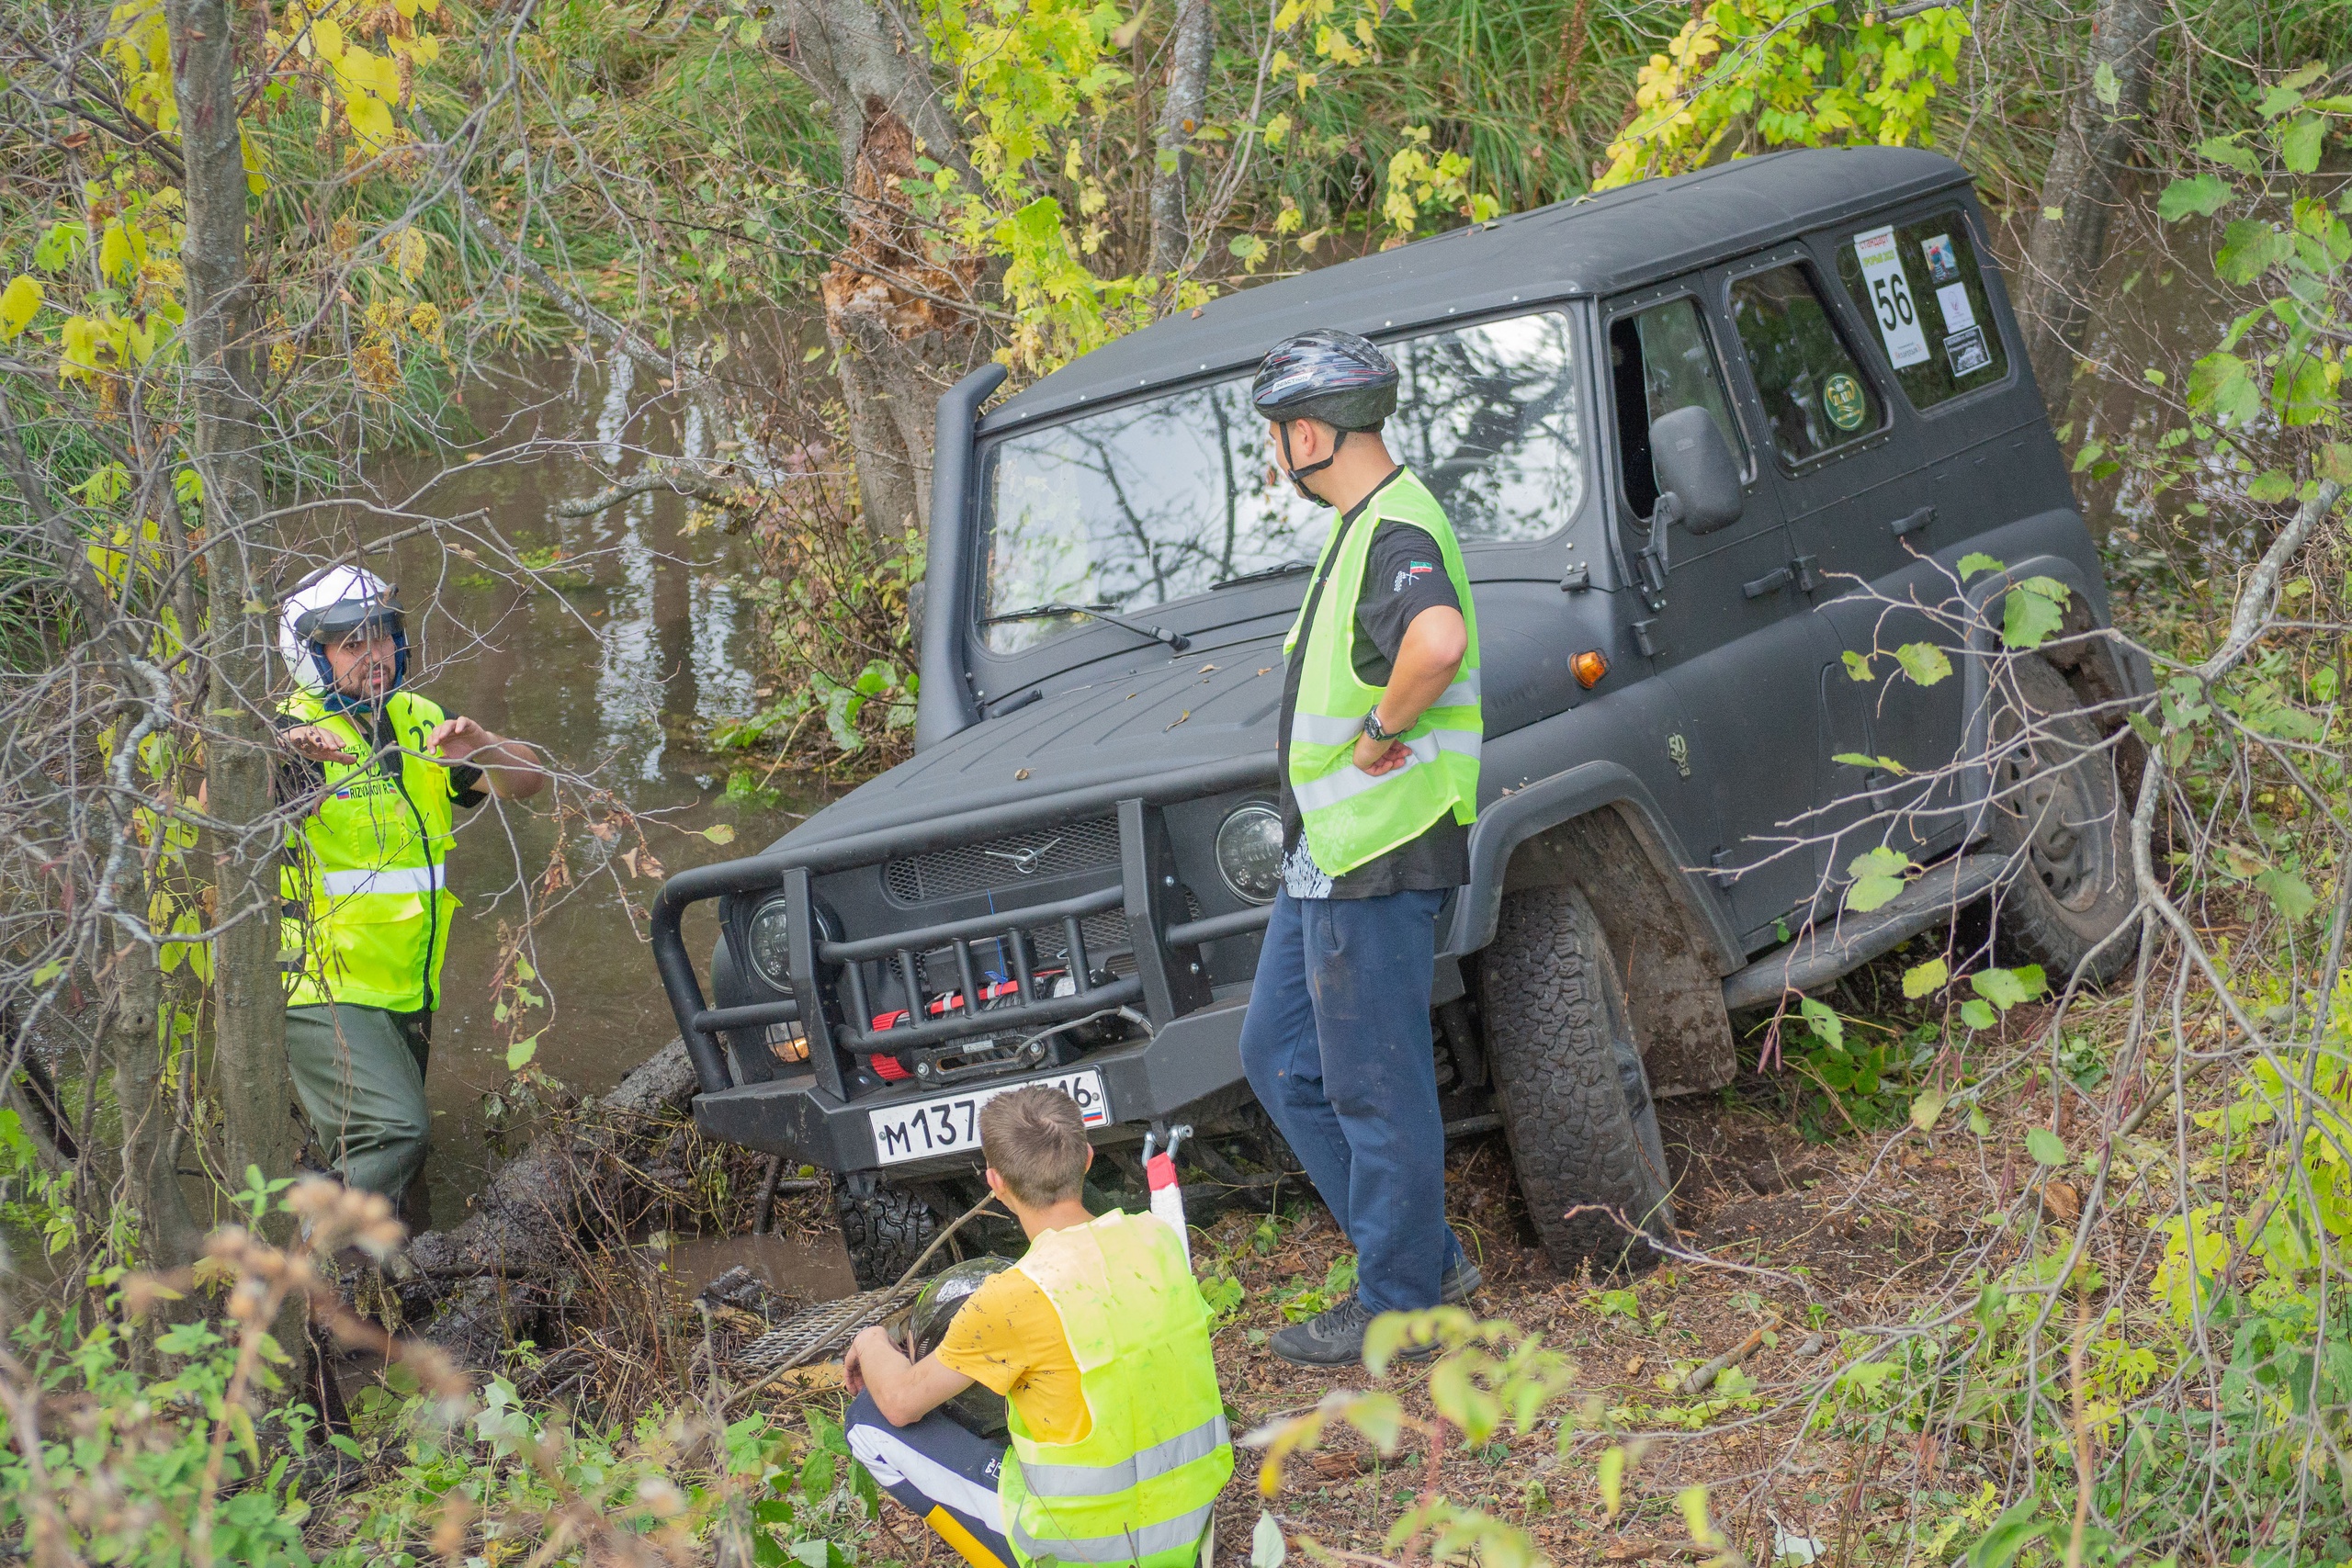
left=1853, top=226, right=1929, bottom=369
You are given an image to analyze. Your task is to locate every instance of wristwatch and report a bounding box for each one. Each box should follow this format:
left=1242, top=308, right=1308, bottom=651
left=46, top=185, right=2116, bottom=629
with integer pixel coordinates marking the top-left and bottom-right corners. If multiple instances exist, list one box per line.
left=1362, top=706, right=1396, bottom=742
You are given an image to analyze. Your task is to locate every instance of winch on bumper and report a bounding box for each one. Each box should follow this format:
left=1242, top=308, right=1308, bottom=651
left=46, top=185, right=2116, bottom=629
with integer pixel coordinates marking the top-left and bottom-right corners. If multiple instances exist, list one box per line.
left=649, top=754, right=1285, bottom=1177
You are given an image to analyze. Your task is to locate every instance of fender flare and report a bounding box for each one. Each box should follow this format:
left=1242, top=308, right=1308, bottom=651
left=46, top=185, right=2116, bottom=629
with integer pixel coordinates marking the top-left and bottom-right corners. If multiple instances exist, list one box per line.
left=1954, top=550, right=2152, bottom=832
left=1446, top=760, right=1744, bottom=975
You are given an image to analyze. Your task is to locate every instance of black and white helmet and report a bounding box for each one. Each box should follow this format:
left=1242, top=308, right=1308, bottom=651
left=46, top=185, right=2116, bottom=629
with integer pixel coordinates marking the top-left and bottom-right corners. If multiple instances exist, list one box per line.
left=1250, top=329, right=1399, bottom=433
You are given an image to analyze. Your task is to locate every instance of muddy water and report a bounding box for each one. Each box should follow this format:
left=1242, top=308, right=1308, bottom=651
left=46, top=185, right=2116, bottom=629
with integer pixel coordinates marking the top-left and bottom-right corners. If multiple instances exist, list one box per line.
left=368, top=354, right=831, bottom=1230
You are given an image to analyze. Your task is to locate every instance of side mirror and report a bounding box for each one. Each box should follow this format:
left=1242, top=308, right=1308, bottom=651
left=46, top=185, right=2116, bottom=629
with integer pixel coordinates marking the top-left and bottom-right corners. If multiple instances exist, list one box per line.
left=1648, top=405, right=1744, bottom=536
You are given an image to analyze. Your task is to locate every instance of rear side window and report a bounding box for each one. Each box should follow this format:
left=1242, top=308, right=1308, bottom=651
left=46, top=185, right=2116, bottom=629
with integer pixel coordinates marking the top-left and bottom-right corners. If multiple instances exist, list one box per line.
left=1728, top=264, right=1885, bottom=467
left=1607, top=297, right=1745, bottom=518
left=1835, top=213, right=2010, bottom=408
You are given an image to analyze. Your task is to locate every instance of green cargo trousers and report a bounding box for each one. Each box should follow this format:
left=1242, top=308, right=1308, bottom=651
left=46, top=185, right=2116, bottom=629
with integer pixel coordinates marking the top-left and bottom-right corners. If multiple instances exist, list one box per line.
left=285, top=1003, right=432, bottom=1199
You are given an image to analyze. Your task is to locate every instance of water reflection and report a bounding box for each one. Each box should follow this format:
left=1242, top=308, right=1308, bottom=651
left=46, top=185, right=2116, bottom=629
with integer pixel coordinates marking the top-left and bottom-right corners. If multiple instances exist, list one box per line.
left=370, top=353, right=822, bottom=1223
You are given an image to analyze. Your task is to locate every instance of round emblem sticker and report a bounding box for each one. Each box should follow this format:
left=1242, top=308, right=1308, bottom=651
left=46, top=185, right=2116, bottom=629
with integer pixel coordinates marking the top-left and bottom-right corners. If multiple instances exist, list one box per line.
left=1822, top=372, right=1867, bottom=432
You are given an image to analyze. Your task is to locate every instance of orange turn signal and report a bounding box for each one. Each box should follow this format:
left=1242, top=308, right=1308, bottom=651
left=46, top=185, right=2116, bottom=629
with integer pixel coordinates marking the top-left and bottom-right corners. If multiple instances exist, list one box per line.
left=1572, top=649, right=1609, bottom=689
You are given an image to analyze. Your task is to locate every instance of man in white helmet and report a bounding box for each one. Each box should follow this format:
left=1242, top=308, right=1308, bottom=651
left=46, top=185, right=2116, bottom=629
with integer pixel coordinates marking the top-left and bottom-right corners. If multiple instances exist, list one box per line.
left=275, top=565, right=545, bottom=1201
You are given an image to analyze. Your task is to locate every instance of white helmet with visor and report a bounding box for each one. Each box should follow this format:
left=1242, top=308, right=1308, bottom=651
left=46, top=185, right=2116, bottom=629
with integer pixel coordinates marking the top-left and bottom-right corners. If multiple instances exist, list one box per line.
left=279, top=565, right=408, bottom=698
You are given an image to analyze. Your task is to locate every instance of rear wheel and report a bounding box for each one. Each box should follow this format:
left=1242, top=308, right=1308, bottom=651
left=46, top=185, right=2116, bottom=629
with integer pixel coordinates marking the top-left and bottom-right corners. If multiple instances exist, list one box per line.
left=836, top=1182, right=938, bottom=1289
left=1482, top=886, right=1673, bottom=1274
left=1983, top=657, right=2137, bottom=987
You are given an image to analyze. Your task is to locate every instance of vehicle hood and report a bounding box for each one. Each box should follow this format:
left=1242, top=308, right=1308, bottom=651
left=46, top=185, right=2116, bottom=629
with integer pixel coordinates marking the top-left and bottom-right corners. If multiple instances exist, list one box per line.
left=769, top=633, right=1287, bottom=853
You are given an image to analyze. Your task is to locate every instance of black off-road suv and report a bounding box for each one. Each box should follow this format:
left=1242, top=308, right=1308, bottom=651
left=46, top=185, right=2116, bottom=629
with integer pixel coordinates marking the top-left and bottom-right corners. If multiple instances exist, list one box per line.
left=653, top=148, right=2145, bottom=1284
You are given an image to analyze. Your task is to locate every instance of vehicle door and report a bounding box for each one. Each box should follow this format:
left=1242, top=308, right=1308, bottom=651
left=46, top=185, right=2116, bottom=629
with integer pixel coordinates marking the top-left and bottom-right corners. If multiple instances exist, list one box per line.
left=1713, top=246, right=1949, bottom=889
left=1601, top=281, right=1825, bottom=948
left=1806, top=209, right=2030, bottom=869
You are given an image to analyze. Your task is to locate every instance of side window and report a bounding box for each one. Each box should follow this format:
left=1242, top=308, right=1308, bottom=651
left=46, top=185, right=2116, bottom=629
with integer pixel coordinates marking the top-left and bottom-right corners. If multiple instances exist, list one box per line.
left=1607, top=296, right=1744, bottom=518
left=1727, top=263, right=1885, bottom=468
left=1835, top=212, right=2011, bottom=408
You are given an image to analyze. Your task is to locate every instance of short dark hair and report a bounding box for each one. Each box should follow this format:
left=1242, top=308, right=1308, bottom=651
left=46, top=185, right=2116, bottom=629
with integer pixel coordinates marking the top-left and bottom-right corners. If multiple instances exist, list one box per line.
left=980, top=1087, right=1090, bottom=1206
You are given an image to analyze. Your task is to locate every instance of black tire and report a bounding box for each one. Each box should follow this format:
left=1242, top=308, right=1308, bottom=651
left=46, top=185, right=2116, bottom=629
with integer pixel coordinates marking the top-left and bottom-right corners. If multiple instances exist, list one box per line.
left=1482, top=886, right=1674, bottom=1275
left=837, top=1183, right=938, bottom=1289
left=1982, top=657, right=2138, bottom=987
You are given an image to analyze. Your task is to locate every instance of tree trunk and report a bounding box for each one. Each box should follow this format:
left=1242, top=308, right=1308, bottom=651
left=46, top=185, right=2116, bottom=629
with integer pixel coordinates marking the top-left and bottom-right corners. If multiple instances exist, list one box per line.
left=1147, top=0, right=1215, bottom=278
left=768, top=0, right=982, bottom=540
left=109, top=932, right=203, bottom=1264
left=1147, top=0, right=1216, bottom=279
left=169, top=0, right=295, bottom=1201
left=2017, top=0, right=2166, bottom=416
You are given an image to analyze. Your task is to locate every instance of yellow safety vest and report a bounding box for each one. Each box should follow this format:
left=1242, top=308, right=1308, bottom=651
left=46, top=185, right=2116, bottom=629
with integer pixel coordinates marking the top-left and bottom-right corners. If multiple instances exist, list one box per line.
left=1001, top=1212, right=1233, bottom=1568
left=1283, top=468, right=1483, bottom=878
left=278, top=689, right=464, bottom=1013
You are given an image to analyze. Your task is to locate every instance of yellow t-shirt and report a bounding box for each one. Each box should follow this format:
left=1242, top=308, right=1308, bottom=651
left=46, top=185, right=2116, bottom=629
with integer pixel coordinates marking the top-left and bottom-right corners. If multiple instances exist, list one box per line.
left=934, top=1268, right=1091, bottom=1445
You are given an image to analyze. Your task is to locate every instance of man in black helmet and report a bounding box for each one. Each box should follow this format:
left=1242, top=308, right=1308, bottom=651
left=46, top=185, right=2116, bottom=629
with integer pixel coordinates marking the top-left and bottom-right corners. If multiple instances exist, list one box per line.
left=1239, top=329, right=1486, bottom=1366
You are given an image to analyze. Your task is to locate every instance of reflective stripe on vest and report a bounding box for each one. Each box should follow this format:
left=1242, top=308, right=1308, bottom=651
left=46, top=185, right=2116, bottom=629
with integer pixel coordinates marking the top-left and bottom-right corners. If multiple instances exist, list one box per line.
left=1000, top=1212, right=1232, bottom=1568
left=318, top=864, right=445, bottom=897
left=1010, top=1500, right=1219, bottom=1564
left=1014, top=1415, right=1231, bottom=1499
left=1288, top=672, right=1483, bottom=747
left=1282, top=468, right=1483, bottom=877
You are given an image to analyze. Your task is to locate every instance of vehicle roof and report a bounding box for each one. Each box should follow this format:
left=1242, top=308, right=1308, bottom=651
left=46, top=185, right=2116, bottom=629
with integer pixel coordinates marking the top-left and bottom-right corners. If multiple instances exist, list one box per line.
left=980, top=147, right=1975, bottom=435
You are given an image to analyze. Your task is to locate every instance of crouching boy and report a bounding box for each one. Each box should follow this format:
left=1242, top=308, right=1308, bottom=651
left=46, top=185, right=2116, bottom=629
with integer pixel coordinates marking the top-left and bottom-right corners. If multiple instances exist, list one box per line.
left=843, top=1088, right=1233, bottom=1568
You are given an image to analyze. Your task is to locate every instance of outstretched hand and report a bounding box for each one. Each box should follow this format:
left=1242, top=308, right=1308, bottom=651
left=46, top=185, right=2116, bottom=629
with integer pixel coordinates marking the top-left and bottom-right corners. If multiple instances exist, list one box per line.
left=281, top=724, right=356, bottom=765
left=426, top=715, right=496, bottom=761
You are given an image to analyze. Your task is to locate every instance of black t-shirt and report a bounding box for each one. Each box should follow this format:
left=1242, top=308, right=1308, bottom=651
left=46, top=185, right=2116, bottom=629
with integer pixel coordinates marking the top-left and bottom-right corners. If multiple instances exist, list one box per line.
left=1275, top=469, right=1470, bottom=899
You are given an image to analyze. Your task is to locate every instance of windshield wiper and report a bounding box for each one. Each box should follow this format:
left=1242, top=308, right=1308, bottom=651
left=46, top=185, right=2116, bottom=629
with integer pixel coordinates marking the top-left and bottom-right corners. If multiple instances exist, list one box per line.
left=981, top=601, right=1192, bottom=653
left=1211, top=559, right=1314, bottom=591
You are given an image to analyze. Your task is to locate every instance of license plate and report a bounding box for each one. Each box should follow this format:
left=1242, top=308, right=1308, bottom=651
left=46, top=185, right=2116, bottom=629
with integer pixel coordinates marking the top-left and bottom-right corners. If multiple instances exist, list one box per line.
left=866, top=1069, right=1111, bottom=1167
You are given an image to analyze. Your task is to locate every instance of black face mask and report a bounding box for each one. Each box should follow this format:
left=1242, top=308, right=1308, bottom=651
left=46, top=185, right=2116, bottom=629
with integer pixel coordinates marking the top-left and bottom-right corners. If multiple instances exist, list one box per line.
left=1277, top=420, right=1347, bottom=503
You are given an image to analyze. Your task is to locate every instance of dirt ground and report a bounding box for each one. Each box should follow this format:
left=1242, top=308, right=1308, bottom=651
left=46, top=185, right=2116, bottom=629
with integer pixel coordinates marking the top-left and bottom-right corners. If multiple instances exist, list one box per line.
left=753, top=1039, right=2082, bottom=1568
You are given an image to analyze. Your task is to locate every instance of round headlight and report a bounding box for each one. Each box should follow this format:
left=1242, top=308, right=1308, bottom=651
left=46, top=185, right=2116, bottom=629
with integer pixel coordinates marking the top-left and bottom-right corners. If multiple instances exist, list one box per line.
left=745, top=897, right=793, bottom=989
left=1215, top=803, right=1283, bottom=904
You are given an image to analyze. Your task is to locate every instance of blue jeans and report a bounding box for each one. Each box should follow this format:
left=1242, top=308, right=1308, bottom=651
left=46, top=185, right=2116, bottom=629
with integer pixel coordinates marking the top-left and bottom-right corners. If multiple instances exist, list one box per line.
left=1239, top=887, right=1464, bottom=1314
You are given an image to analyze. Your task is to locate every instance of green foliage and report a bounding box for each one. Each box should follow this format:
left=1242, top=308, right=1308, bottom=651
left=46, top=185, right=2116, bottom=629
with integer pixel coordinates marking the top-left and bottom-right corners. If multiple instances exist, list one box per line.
left=1595, top=0, right=1972, bottom=191
left=1276, top=1252, right=1359, bottom=1321
left=0, top=1104, right=80, bottom=1257
left=2151, top=68, right=2347, bottom=461
left=733, top=488, right=925, bottom=770
left=0, top=1309, right=322, bottom=1566
left=1843, top=845, right=1917, bottom=912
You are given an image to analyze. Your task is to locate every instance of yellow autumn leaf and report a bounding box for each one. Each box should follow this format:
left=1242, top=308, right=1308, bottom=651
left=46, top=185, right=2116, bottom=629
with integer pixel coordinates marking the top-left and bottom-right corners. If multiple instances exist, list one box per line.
left=311, top=15, right=345, bottom=59
left=0, top=275, right=42, bottom=340
left=345, top=93, right=396, bottom=152
left=1597, top=1445, right=1624, bottom=1521
left=98, top=220, right=134, bottom=281
left=392, top=227, right=429, bottom=281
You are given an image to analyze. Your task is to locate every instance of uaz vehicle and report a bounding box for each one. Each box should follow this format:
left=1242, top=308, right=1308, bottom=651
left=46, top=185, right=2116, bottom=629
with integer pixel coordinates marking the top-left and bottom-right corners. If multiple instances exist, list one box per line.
left=652, top=148, right=2144, bottom=1284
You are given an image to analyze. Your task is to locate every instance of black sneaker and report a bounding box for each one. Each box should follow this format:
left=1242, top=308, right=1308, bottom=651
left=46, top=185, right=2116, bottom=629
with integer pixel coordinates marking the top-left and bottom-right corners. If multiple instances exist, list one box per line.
left=1441, top=1258, right=1483, bottom=1304
left=1270, top=1294, right=1378, bottom=1366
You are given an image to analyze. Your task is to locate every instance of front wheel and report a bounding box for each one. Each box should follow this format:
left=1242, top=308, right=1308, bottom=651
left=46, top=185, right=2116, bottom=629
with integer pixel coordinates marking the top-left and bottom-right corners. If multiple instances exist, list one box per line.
left=1482, top=886, right=1674, bottom=1275
left=836, top=1181, right=938, bottom=1289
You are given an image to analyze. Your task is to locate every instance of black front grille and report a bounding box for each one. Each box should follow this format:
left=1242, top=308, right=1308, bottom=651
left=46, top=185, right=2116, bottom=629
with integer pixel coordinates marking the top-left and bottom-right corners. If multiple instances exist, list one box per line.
left=883, top=816, right=1122, bottom=902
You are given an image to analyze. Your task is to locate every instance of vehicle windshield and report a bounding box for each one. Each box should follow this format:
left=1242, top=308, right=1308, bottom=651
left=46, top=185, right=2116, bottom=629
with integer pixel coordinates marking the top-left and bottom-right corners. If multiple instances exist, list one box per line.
left=979, top=310, right=1587, bottom=654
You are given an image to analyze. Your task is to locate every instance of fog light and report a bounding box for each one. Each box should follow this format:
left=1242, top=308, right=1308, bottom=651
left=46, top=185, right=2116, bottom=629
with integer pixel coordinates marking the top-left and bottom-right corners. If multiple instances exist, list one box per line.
left=1215, top=802, right=1283, bottom=904
left=1572, top=649, right=1609, bottom=689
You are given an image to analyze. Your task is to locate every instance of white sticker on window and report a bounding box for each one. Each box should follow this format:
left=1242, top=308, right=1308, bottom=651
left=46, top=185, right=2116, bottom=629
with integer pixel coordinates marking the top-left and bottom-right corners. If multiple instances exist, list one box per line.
left=1935, top=282, right=1976, bottom=333
left=1852, top=226, right=1930, bottom=369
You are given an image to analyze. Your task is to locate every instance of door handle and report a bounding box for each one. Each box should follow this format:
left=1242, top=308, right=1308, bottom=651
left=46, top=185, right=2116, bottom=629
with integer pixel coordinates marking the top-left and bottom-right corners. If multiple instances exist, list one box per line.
left=1890, top=503, right=1936, bottom=539
left=1742, top=565, right=1793, bottom=599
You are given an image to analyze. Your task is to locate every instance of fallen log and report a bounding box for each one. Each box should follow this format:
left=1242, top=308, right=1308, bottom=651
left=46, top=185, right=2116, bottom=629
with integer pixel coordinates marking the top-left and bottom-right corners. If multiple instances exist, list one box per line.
left=396, top=1038, right=701, bottom=1366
